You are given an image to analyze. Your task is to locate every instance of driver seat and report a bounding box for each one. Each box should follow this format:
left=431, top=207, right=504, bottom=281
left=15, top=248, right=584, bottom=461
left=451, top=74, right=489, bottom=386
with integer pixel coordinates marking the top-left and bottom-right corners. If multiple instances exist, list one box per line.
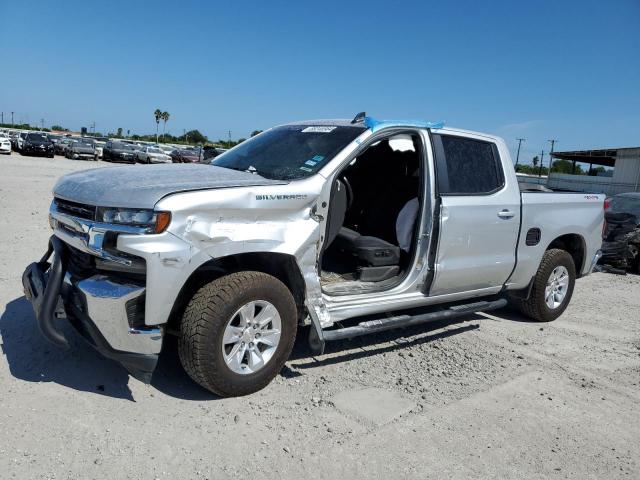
left=332, top=228, right=401, bottom=282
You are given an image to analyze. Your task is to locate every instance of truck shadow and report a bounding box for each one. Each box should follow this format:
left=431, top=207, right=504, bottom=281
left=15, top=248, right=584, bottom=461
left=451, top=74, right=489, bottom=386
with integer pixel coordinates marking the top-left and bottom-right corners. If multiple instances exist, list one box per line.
left=1, top=298, right=530, bottom=401
left=289, top=317, right=483, bottom=370
left=0, top=296, right=136, bottom=401
left=486, top=305, right=543, bottom=323
left=0, top=296, right=220, bottom=401
left=151, top=337, right=223, bottom=401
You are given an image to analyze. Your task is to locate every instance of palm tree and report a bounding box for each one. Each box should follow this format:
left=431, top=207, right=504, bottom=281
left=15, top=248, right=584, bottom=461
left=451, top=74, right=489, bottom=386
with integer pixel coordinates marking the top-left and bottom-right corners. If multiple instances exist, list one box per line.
left=154, top=109, right=162, bottom=143
left=161, top=111, right=170, bottom=142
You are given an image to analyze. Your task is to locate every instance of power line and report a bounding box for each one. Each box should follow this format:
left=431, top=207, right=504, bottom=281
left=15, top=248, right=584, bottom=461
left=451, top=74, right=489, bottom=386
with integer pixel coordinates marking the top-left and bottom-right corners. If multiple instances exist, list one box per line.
left=547, top=139, right=558, bottom=167
left=538, top=149, right=545, bottom=178
left=515, top=138, right=526, bottom=168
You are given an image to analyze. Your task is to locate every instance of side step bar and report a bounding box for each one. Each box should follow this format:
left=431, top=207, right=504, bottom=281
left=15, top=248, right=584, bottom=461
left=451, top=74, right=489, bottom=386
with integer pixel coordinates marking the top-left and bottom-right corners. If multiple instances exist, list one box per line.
left=321, top=298, right=507, bottom=342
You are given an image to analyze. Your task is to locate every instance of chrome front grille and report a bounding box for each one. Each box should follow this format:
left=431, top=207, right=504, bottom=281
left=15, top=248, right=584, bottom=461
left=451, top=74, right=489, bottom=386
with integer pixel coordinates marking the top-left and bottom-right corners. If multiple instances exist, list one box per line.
left=54, top=198, right=97, bottom=221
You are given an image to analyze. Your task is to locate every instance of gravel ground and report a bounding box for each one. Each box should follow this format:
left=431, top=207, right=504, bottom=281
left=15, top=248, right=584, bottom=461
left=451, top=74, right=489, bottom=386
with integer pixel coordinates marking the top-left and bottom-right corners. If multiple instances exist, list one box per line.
left=1, top=153, right=639, bottom=479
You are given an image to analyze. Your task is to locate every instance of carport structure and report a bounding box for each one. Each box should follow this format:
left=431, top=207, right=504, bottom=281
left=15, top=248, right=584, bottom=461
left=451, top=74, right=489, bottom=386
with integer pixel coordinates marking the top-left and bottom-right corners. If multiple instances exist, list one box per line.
left=549, top=147, right=640, bottom=195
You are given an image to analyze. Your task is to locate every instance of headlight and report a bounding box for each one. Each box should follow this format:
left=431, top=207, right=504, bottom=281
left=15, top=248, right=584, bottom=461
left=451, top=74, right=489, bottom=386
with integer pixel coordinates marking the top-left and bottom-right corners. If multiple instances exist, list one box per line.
left=96, top=207, right=171, bottom=233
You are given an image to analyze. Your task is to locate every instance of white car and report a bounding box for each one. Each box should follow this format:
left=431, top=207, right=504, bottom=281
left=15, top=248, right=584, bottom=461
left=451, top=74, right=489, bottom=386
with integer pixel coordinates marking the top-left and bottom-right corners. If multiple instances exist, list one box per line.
left=135, top=145, right=172, bottom=164
left=94, top=141, right=105, bottom=159
left=0, top=133, right=11, bottom=154
left=158, top=144, right=174, bottom=155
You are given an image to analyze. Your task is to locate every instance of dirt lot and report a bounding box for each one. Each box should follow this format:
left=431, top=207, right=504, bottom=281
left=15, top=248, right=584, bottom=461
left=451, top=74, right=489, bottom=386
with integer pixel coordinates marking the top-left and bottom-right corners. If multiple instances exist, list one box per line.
left=1, top=153, right=638, bottom=479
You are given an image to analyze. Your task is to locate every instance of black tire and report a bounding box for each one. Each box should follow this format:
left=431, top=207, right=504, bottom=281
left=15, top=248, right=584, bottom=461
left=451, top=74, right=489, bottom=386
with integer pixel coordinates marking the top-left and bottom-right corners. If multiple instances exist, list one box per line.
left=178, top=271, right=297, bottom=397
left=515, top=248, right=576, bottom=322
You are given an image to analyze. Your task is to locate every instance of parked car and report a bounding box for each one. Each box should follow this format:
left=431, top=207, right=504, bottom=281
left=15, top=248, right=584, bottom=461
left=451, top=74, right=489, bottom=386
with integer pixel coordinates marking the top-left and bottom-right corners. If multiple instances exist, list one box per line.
left=102, top=141, right=136, bottom=163
left=135, top=145, right=172, bottom=164
left=600, top=192, right=640, bottom=272
left=16, top=131, right=28, bottom=152
left=94, top=141, right=106, bottom=159
left=21, top=132, right=54, bottom=157
left=65, top=137, right=98, bottom=161
left=170, top=148, right=200, bottom=163
left=157, top=144, right=175, bottom=156
left=197, top=145, right=224, bottom=162
left=54, top=137, right=75, bottom=155
left=47, top=134, right=63, bottom=145
left=9, top=132, right=20, bottom=150
left=22, top=114, right=605, bottom=397
left=0, top=133, right=11, bottom=154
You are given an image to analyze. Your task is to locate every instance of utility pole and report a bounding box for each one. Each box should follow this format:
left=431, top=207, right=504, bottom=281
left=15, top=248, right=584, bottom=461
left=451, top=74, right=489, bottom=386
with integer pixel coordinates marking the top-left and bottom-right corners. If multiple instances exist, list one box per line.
left=514, top=138, right=526, bottom=168
left=40, top=118, right=45, bottom=130
left=228, top=130, right=232, bottom=148
left=11, top=112, right=14, bottom=125
left=538, top=149, right=545, bottom=178
left=547, top=139, right=558, bottom=173
left=1, top=112, right=3, bottom=124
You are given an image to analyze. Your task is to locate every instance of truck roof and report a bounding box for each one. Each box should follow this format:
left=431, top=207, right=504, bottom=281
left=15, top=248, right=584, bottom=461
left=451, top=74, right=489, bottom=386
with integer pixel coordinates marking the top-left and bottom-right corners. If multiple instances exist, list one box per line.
left=280, top=117, right=501, bottom=143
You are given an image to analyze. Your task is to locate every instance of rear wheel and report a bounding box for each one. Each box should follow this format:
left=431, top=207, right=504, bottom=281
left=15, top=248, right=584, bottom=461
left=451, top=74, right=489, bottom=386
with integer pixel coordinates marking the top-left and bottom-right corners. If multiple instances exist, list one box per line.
left=178, top=271, right=297, bottom=397
left=515, top=248, right=576, bottom=322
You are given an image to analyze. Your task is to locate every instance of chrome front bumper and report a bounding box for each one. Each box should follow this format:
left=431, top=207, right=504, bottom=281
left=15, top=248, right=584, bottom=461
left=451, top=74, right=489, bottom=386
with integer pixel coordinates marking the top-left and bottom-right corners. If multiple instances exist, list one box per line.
left=63, top=274, right=162, bottom=355
left=22, top=236, right=163, bottom=383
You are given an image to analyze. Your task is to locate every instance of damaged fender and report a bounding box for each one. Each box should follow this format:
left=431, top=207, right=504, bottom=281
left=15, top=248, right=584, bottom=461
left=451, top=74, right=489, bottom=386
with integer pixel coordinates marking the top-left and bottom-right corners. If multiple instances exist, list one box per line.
left=145, top=175, right=332, bottom=332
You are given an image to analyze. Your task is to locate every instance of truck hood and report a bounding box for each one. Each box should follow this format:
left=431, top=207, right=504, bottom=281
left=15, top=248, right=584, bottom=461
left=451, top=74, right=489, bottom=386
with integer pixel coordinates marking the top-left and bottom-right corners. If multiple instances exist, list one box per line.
left=53, top=164, right=286, bottom=208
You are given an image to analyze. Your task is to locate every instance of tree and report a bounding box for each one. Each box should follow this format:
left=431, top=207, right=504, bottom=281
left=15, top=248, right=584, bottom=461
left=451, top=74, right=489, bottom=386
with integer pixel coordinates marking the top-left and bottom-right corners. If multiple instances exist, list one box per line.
left=161, top=111, right=170, bottom=142
left=251, top=130, right=263, bottom=137
left=117, top=127, right=123, bottom=137
left=551, top=159, right=581, bottom=174
left=154, top=108, right=162, bottom=143
left=183, top=129, right=207, bottom=144
left=532, top=155, right=539, bottom=168
left=51, top=124, right=68, bottom=131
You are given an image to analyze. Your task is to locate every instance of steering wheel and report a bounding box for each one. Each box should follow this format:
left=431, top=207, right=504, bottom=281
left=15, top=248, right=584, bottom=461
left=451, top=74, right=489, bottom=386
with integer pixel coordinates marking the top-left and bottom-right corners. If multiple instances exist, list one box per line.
left=339, top=175, right=354, bottom=209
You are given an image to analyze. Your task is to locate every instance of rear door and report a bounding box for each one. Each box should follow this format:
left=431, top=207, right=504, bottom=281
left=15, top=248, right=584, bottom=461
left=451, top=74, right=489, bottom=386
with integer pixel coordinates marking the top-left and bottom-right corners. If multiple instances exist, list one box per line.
left=428, top=132, right=521, bottom=296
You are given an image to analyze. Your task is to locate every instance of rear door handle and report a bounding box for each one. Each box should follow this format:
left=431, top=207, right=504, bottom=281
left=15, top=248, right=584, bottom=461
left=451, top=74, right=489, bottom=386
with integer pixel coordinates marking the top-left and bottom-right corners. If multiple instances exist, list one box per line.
left=497, top=209, right=515, bottom=219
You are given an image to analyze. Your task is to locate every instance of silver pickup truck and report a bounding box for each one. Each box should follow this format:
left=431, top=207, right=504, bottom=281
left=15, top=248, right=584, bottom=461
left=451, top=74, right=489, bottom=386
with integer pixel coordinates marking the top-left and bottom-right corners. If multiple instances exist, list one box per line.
left=22, top=114, right=604, bottom=397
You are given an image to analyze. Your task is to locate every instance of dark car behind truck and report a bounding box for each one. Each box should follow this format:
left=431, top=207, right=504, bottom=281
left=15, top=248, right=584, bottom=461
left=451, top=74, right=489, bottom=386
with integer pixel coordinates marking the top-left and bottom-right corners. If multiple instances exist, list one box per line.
left=102, top=141, right=136, bottom=163
left=600, top=193, right=640, bottom=272
left=21, top=132, right=54, bottom=158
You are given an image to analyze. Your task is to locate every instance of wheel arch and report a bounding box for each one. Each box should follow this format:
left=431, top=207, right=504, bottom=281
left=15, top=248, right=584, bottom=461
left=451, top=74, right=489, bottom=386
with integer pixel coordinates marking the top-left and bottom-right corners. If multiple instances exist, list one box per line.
left=546, top=233, right=586, bottom=277
left=167, top=252, right=307, bottom=332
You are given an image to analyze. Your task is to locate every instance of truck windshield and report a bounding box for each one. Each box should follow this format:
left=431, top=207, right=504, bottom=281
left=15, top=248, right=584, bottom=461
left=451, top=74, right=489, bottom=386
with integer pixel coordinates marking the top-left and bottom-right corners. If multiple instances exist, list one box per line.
left=212, top=124, right=366, bottom=180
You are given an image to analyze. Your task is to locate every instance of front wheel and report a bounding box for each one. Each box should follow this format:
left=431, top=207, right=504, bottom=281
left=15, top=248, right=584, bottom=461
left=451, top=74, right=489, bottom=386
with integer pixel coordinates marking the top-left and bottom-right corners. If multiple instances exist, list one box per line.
left=178, top=271, right=297, bottom=397
left=515, top=248, right=576, bottom=322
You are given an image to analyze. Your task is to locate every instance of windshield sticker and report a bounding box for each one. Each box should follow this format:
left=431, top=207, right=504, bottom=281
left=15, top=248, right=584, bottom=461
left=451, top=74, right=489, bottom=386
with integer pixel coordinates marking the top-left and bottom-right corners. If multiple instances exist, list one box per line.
left=299, top=166, right=313, bottom=172
left=301, top=126, right=336, bottom=133
left=304, top=160, right=317, bottom=166
left=312, top=155, right=324, bottom=161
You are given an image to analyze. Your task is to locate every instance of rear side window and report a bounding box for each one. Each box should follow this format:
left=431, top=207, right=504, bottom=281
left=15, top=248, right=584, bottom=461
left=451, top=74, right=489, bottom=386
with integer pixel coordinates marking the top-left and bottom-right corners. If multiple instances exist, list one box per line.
left=433, top=134, right=504, bottom=195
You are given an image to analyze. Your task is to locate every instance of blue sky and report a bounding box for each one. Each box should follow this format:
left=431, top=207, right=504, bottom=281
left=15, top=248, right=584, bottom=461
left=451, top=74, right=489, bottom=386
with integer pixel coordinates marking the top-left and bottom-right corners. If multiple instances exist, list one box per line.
left=1, top=0, right=639, bottom=164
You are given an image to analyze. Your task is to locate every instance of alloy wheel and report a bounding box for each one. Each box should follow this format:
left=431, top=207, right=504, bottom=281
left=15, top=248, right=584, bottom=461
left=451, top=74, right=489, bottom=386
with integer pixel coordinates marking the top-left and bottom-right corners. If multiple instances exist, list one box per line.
left=221, top=300, right=282, bottom=375
left=545, top=265, right=569, bottom=309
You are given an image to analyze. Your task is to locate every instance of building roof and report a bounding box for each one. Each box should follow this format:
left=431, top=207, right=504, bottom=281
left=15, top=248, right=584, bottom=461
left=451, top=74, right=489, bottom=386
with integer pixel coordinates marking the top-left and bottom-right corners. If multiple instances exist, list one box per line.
left=551, top=147, right=640, bottom=167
